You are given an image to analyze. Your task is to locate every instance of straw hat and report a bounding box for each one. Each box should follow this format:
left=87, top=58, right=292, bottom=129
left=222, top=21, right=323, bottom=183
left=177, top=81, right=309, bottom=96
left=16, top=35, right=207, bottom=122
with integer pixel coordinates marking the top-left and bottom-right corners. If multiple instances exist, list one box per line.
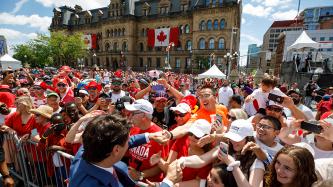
left=30, top=105, right=53, bottom=119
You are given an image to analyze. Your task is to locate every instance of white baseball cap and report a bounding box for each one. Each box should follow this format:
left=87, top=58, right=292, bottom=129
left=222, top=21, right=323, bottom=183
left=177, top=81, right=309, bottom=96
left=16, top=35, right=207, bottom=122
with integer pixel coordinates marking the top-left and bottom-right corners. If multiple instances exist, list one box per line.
left=79, top=90, right=89, bottom=95
left=224, top=119, right=254, bottom=142
left=267, top=100, right=284, bottom=108
left=124, top=99, right=154, bottom=114
left=170, top=103, right=191, bottom=114
left=189, top=119, right=212, bottom=138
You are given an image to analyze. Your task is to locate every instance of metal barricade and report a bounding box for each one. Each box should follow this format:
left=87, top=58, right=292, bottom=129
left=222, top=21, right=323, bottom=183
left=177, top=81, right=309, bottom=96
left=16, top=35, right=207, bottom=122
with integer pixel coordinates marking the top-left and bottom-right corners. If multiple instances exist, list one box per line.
left=4, top=133, right=74, bottom=187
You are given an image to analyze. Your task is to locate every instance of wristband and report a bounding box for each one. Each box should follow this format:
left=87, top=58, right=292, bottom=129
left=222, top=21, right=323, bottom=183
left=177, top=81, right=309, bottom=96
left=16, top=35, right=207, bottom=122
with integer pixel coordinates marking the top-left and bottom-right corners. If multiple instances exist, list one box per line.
left=227, top=161, right=240, bottom=171
left=169, top=131, right=174, bottom=140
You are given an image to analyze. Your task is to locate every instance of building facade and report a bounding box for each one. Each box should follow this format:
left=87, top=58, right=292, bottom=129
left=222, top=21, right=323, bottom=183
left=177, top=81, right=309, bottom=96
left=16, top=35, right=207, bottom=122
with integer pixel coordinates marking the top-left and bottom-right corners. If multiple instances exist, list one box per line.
left=50, top=0, right=242, bottom=73
left=261, top=20, right=304, bottom=74
left=301, top=6, right=333, bottom=30
left=246, top=44, right=260, bottom=73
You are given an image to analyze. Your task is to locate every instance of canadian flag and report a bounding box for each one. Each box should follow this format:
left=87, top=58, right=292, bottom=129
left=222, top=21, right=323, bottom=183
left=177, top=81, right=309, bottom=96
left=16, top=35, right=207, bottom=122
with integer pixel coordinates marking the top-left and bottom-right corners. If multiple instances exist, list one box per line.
left=82, top=34, right=97, bottom=49
left=147, top=27, right=179, bottom=47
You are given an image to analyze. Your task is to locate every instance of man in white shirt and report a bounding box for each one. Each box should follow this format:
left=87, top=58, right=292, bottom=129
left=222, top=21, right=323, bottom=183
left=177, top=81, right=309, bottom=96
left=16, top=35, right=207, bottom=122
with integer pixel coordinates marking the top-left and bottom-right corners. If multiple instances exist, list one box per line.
left=218, top=80, right=233, bottom=107
left=284, top=90, right=314, bottom=121
left=111, top=78, right=126, bottom=103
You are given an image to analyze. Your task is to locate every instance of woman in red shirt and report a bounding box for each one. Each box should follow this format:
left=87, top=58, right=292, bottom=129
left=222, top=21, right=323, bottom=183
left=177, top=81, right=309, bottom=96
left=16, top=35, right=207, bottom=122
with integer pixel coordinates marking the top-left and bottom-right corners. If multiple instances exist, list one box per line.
left=155, top=119, right=212, bottom=186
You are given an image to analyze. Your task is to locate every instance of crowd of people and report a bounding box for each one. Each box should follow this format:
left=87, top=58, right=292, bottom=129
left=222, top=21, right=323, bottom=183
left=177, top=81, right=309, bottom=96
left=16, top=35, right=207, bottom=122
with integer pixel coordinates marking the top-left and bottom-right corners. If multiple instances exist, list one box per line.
left=0, top=66, right=332, bottom=187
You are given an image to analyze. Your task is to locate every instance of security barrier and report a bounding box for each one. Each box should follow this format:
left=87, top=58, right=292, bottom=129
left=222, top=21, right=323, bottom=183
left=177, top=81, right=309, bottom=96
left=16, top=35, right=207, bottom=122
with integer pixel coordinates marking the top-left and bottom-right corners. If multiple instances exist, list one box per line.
left=4, top=133, right=74, bottom=187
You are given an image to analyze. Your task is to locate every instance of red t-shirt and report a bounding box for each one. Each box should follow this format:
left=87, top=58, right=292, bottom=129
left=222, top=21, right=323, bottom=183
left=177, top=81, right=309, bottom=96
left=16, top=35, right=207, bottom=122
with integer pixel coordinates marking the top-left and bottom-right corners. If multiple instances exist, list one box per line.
left=128, top=123, right=167, bottom=182
left=171, top=135, right=212, bottom=181
left=320, top=111, right=333, bottom=120
left=127, top=87, right=140, bottom=98
left=5, top=112, right=37, bottom=136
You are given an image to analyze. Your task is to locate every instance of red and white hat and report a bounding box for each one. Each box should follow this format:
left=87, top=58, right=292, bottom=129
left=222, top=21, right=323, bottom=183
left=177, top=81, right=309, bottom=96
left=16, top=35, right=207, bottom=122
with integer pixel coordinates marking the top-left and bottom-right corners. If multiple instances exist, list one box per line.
left=170, top=103, right=191, bottom=114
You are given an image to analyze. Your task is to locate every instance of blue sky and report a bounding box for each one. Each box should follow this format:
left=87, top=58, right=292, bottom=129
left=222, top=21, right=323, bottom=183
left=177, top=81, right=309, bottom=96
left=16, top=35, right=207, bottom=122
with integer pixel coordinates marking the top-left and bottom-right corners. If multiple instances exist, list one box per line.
left=0, top=0, right=332, bottom=65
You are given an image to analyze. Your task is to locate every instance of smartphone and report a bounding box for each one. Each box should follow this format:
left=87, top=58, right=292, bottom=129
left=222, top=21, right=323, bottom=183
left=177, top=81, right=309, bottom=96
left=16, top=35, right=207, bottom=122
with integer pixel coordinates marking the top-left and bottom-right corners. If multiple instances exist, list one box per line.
left=300, top=121, right=323, bottom=134
left=216, top=114, right=222, bottom=124
left=268, top=93, right=284, bottom=104
left=152, top=84, right=164, bottom=92
left=219, top=142, right=229, bottom=156
left=73, top=88, right=79, bottom=97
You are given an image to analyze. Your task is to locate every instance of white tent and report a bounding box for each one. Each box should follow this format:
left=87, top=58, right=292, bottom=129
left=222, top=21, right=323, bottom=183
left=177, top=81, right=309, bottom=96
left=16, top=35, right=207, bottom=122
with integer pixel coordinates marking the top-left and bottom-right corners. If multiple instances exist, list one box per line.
left=198, top=64, right=226, bottom=79
left=0, top=54, right=22, bottom=70
left=287, top=31, right=320, bottom=51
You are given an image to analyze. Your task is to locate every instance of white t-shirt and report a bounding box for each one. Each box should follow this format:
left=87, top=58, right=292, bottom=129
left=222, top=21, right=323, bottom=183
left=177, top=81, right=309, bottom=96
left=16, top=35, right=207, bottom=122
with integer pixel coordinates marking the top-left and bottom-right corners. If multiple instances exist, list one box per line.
left=218, top=86, right=234, bottom=107
left=103, top=72, right=110, bottom=83
left=315, top=158, right=333, bottom=180
left=254, top=133, right=284, bottom=159
left=311, top=142, right=333, bottom=159
left=284, top=104, right=314, bottom=121
left=111, top=90, right=126, bottom=103
left=251, top=87, right=286, bottom=109
left=250, top=158, right=265, bottom=171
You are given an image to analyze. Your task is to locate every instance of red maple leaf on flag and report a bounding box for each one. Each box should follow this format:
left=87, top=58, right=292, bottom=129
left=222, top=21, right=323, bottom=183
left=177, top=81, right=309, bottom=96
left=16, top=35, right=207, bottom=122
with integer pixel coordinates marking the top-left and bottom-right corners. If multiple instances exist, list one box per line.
left=157, top=31, right=167, bottom=44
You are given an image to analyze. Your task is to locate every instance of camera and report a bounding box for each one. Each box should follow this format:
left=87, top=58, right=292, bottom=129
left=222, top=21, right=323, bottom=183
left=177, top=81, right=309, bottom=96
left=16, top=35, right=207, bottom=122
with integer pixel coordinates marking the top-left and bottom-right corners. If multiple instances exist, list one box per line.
left=0, top=104, right=10, bottom=115
left=115, top=96, right=133, bottom=111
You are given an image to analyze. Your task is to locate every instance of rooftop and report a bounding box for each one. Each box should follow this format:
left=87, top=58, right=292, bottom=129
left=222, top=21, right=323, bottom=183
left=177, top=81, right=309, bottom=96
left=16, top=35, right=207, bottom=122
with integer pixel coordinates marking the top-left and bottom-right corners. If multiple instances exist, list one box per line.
left=270, top=20, right=303, bottom=28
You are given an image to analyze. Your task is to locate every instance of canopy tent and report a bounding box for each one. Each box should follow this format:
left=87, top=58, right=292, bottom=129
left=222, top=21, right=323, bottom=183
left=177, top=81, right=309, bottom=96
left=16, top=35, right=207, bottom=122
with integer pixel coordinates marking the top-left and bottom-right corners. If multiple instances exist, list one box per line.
left=287, top=31, right=320, bottom=51
left=287, top=31, right=320, bottom=73
left=0, top=54, right=22, bottom=70
left=198, top=64, right=226, bottom=79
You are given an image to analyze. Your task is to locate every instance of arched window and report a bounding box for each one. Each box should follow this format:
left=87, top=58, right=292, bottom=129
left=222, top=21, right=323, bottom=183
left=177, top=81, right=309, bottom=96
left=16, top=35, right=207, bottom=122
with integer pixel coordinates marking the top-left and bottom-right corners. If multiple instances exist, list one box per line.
left=209, top=38, right=215, bottom=49
left=213, top=19, right=219, bottom=30
left=179, top=25, right=183, bottom=35
left=185, top=24, right=190, bottom=34
left=106, top=29, right=110, bottom=37
left=122, top=42, right=127, bottom=51
left=113, top=42, right=118, bottom=51
left=122, top=28, right=125, bottom=36
left=200, top=20, right=205, bottom=31
left=220, top=19, right=226, bottom=29
left=218, top=38, right=225, bottom=49
left=110, top=29, right=114, bottom=37
left=199, top=38, right=205, bottom=49
left=186, top=40, right=192, bottom=50
left=118, top=29, right=121, bottom=36
left=207, top=20, right=212, bottom=30
left=105, top=42, right=110, bottom=51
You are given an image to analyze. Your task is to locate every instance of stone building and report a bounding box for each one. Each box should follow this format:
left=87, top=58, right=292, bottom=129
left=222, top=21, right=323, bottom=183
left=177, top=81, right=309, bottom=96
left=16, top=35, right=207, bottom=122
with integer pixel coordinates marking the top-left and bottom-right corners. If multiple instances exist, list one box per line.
left=50, top=0, right=242, bottom=73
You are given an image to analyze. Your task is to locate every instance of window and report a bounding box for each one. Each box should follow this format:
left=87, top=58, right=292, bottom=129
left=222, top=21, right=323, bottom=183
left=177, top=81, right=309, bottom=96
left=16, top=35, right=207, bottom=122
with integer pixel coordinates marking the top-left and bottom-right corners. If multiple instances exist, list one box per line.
left=220, top=19, right=225, bottom=29
left=122, top=42, right=127, bottom=52
left=213, top=20, right=219, bottom=30
left=139, top=58, right=143, bottom=67
left=118, top=29, right=121, bottom=36
left=209, top=38, right=215, bottom=49
left=148, top=57, right=152, bottom=67
left=185, top=58, right=191, bottom=69
left=329, top=37, right=333, bottom=41
left=199, top=38, right=205, bottom=49
left=175, top=58, right=181, bottom=68
left=218, top=38, right=225, bottom=49
left=200, top=20, right=206, bottom=31
left=106, top=29, right=110, bottom=37
left=320, top=37, right=325, bottom=41
left=105, top=43, right=110, bottom=51
left=156, top=58, right=161, bottom=68
left=186, top=40, right=192, bottom=50
left=327, top=48, right=332, bottom=52
left=113, top=42, right=118, bottom=51
left=181, top=4, right=188, bottom=11
left=122, top=28, right=125, bottom=36
left=312, top=37, right=316, bottom=41
left=185, top=24, right=190, bottom=34
left=212, top=0, right=216, bottom=7
left=179, top=25, right=183, bottom=35
left=219, top=0, right=223, bottom=6
left=139, top=43, right=144, bottom=52
left=205, top=0, right=210, bottom=6
left=207, top=20, right=213, bottom=30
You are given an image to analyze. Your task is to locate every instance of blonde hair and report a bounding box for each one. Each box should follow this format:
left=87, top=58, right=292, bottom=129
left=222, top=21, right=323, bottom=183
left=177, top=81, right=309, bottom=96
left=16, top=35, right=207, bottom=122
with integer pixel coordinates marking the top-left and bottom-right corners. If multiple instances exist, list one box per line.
left=15, top=96, right=34, bottom=112
left=229, top=108, right=248, bottom=120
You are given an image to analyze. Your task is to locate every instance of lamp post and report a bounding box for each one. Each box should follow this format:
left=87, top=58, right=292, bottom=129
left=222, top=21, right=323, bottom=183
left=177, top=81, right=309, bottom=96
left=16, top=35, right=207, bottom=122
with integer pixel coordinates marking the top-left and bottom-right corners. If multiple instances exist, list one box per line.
left=166, top=42, right=175, bottom=70
left=190, top=50, right=193, bottom=74
left=93, top=53, right=97, bottom=68
left=228, top=27, right=238, bottom=78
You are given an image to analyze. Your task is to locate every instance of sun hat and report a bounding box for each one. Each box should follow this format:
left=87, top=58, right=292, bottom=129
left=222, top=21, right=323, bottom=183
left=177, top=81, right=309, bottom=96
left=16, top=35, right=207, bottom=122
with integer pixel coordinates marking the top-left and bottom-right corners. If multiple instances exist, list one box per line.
left=224, top=119, right=254, bottom=142
left=188, top=119, right=212, bottom=138
left=124, top=99, right=154, bottom=114
left=170, top=103, right=191, bottom=114
left=30, top=105, right=53, bottom=119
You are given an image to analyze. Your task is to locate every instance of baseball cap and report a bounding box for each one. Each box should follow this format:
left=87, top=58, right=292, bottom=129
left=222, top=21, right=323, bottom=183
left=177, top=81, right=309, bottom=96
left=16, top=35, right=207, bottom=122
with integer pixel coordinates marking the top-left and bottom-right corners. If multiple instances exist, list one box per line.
left=170, top=103, right=191, bottom=114
left=46, top=92, right=59, bottom=99
left=267, top=100, right=284, bottom=109
left=79, top=90, right=89, bottom=95
left=188, top=119, right=212, bottom=138
left=224, top=119, right=254, bottom=142
left=124, top=99, right=154, bottom=114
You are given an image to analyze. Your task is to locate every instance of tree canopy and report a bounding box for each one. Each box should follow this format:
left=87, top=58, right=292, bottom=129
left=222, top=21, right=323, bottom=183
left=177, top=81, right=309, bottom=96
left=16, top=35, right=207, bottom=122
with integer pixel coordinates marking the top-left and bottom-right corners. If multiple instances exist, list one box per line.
left=13, top=31, right=86, bottom=67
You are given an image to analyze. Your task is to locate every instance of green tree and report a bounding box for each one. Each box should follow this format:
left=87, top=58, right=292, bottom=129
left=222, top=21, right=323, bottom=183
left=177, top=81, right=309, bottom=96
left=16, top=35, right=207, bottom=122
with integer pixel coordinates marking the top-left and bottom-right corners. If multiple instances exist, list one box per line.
left=195, top=56, right=210, bottom=70
left=12, top=44, right=36, bottom=67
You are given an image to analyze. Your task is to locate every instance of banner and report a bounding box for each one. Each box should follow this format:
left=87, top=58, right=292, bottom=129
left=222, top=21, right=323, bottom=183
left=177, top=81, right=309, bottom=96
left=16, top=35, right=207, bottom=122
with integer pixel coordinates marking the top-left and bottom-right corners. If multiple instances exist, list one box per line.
left=147, top=27, right=179, bottom=47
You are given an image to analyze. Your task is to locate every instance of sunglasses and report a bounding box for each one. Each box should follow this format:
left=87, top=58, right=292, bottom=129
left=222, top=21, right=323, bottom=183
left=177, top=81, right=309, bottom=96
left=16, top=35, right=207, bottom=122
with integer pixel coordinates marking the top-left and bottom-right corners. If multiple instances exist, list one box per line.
left=112, top=82, right=122, bottom=86
left=174, top=113, right=187, bottom=117
left=188, top=132, right=200, bottom=139
left=57, top=84, right=67, bottom=87
left=88, top=87, right=97, bottom=91
left=267, top=106, right=283, bottom=113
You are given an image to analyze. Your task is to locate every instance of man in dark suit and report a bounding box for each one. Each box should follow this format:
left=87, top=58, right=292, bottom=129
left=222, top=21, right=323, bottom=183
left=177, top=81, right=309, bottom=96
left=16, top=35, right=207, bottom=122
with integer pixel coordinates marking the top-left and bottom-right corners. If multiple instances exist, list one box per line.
left=69, top=114, right=182, bottom=187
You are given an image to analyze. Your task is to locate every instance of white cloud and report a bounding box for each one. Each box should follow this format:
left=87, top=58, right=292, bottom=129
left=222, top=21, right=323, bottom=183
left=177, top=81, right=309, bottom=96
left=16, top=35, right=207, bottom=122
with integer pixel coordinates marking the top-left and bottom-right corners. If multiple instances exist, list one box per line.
left=242, top=18, right=246, bottom=24
left=0, top=28, right=38, bottom=55
left=0, top=12, right=51, bottom=32
left=34, top=0, right=110, bottom=10
left=243, top=4, right=272, bottom=17
left=12, top=0, right=29, bottom=14
left=241, top=33, right=261, bottom=44
left=250, top=0, right=292, bottom=8
left=271, top=10, right=298, bottom=20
